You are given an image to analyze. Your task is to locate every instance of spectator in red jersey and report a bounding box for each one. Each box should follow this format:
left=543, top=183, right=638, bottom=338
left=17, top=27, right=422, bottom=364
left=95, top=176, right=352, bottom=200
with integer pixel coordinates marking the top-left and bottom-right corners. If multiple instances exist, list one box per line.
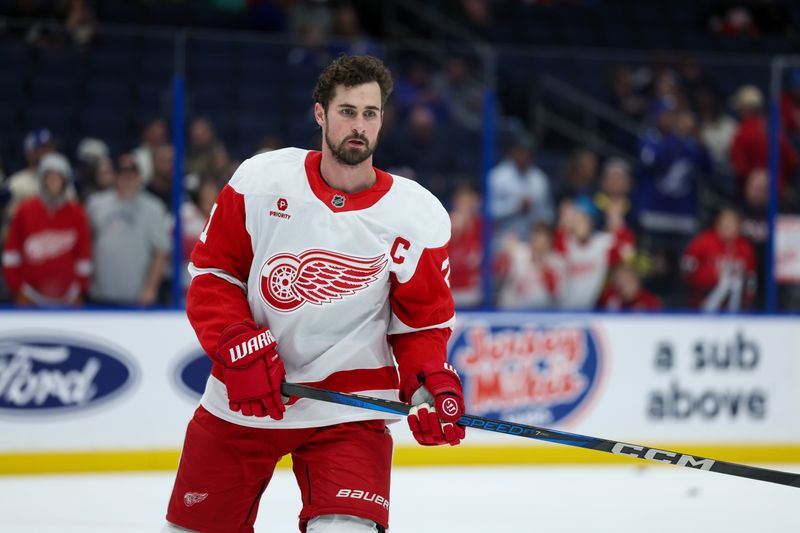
left=498, top=222, right=565, bottom=309
left=554, top=195, right=635, bottom=309
left=2, top=153, right=91, bottom=307
left=730, top=85, right=798, bottom=205
left=681, top=207, right=757, bottom=312
left=448, top=182, right=483, bottom=307
left=598, top=263, right=661, bottom=312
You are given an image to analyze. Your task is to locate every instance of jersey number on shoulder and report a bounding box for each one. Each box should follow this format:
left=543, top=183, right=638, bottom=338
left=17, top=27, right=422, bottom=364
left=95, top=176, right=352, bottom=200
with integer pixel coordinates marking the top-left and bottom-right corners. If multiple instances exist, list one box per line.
left=199, top=203, right=219, bottom=244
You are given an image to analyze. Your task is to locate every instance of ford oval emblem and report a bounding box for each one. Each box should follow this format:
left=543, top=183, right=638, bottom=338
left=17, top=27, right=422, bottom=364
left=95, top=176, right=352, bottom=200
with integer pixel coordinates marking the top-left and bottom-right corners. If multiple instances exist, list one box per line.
left=0, top=333, right=138, bottom=415
left=172, top=348, right=212, bottom=400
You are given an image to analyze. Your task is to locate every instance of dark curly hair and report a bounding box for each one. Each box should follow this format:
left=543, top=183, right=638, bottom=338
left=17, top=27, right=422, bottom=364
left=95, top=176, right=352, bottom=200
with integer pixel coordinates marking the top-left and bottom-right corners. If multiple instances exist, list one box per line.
left=313, top=55, right=394, bottom=112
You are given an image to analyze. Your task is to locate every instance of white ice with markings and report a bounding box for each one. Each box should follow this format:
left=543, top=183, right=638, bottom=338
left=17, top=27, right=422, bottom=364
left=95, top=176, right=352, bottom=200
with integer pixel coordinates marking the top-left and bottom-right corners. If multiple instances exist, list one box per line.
left=0, top=464, right=796, bottom=532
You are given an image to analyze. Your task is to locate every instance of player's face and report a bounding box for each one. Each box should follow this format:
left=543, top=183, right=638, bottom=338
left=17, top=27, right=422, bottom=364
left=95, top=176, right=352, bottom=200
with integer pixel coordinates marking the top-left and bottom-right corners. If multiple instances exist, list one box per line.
left=316, top=82, right=383, bottom=167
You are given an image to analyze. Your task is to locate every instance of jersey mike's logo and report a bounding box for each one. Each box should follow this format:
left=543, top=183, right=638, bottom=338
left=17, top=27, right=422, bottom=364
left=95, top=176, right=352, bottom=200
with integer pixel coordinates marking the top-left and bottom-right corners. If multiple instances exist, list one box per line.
left=0, top=334, right=137, bottom=415
left=259, top=249, right=388, bottom=312
left=450, top=321, right=604, bottom=427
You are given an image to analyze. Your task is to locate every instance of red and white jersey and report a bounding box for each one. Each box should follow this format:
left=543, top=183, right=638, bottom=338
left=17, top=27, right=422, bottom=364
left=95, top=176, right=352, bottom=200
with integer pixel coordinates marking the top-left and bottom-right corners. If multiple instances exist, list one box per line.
left=554, top=228, right=634, bottom=309
left=187, top=148, right=455, bottom=428
left=497, top=246, right=564, bottom=309
left=2, top=197, right=92, bottom=304
left=681, top=230, right=757, bottom=311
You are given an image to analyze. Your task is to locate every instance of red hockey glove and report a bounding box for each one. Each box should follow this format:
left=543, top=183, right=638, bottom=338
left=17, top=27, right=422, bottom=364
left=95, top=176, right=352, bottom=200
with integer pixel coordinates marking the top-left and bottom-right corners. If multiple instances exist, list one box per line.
left=402, top=361, right=466, bottom=446
left=216, top=320, right=286, bottom=419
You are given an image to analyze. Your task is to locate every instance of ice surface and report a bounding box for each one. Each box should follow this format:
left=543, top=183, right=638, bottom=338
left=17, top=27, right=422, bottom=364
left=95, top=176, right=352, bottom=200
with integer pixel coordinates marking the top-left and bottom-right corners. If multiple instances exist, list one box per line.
left=0, top=464, right=796, bottom=532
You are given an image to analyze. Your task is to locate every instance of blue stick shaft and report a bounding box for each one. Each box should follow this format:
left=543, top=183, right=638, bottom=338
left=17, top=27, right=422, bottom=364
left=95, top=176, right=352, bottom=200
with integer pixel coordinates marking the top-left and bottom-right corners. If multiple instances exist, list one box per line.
left=281, top=382, right=800, bottom=488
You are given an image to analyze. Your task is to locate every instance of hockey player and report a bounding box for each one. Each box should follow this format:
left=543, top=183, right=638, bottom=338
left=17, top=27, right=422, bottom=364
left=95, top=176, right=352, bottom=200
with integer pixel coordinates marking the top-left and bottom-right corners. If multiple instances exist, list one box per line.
left=163, top=55, right=465, bottom=533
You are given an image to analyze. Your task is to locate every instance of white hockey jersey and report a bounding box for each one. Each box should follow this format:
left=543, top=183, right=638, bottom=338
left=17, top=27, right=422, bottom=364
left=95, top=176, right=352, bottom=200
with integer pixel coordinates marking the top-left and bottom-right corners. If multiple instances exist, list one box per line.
left=187, top=148, right=455, bottom=429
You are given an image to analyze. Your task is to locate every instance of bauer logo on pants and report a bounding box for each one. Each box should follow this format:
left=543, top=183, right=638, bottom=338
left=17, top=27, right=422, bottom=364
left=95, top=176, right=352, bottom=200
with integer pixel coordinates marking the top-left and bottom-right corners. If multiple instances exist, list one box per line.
left=449, top=321, right=605, bottom=427
left=0, top=333, right=138, bottom=415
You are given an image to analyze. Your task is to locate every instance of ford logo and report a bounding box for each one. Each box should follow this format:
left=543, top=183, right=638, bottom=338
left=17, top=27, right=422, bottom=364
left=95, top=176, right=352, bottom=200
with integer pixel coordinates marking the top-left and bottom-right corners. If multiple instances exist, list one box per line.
left=172, top=348, right=212, bottom=400
left=0, top=333, right=138, bottom=415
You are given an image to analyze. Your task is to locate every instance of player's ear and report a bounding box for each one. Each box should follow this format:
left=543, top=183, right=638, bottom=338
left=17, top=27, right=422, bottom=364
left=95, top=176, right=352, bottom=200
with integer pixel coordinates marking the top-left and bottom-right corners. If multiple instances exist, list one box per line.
left=314, top=103, right=325, bottom=128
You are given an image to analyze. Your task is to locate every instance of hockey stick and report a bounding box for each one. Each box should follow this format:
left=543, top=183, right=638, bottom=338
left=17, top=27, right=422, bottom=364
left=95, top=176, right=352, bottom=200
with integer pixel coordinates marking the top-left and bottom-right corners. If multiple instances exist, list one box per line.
left=281, top=382, right=800, bottom=489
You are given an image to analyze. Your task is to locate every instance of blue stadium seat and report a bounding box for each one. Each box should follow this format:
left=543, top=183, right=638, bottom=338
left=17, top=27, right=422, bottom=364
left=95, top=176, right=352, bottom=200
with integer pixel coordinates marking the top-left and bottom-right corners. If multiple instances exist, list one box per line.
left=138, top=82, right=172, bottom=115
left=0, top=41, right=32, bottom=75
left=29, top=74, right=81, bottom=104
left=186, top=83, right=232, bottom=114
left=0, top=107, right=17, bottom=133
left=84, top=79, right=136, bottom=110
left=240, top=54, right=286, bottom=82
left=35, top=48, right=85, bottom=77
left=88, top=48, right=138, bottom=80
left=234, top=113, right=282, bottom=142
left=0, top=76, right=25, bottom=106
left=78, top=108, right=131, bottom=143
left=24, top=104, right=75, bottom=136
left=235, top=83, right=282, bottom=107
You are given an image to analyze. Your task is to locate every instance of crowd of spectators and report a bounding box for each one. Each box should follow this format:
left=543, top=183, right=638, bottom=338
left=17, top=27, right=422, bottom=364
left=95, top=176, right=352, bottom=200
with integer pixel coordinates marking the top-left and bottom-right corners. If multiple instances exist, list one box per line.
left=2, top=1, right=799, bottom=313
left=452, top=55, right=800, bottom=313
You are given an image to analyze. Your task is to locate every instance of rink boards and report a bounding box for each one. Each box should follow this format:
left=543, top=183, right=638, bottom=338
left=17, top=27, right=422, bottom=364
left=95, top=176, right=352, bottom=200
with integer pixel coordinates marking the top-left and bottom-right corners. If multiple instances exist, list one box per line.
left=0, top=310, right=799, bottom=474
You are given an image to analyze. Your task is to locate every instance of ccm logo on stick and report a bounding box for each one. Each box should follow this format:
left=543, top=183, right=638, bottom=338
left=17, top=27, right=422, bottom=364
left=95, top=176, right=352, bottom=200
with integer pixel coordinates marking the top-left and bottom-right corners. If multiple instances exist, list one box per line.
left=611, top=443, right=715, bottom=470
left=336, top=489, right=390, bottom=510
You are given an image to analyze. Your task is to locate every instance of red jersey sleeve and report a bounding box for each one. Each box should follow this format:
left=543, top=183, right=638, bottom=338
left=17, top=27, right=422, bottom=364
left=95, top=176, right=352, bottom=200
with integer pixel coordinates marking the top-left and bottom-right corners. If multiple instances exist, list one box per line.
left=186, top=183, right=255, bottom=360
left=388, top=240, right=456, bottom=389
left=681, top=232, right=718, bottom=290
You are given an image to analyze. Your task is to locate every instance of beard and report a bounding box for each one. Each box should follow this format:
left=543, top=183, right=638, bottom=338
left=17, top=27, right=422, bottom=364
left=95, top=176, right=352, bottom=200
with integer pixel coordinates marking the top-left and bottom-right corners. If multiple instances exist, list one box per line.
left=324, top=128, right=376, bottom=167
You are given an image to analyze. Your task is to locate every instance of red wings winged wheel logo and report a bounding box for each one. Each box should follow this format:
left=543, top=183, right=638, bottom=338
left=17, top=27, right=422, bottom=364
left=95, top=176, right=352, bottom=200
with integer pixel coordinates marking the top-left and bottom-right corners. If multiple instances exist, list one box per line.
left=259, top=249, right=388, bottom=312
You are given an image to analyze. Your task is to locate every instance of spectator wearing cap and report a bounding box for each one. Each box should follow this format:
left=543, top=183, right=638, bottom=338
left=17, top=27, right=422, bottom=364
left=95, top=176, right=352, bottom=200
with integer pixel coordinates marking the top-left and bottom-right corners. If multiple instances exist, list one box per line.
left=553, top=195, right=635, bottom=310
left=86, top=154, right=171, bottom=307
left=731, top=85, right=798, bottom=205
left=2, top=153, right=92, bottom=307
left=488, top=135, right=554, bottom=242
left=4, top=129, right=56, bottom=225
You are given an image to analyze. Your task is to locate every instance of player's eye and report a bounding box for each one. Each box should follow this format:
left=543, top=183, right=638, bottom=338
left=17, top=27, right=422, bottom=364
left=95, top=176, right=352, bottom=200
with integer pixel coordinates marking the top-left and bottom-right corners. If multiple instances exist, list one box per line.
left=341, top=108, right=354, bottom=116
left=365, top=110, right=377, bottom=118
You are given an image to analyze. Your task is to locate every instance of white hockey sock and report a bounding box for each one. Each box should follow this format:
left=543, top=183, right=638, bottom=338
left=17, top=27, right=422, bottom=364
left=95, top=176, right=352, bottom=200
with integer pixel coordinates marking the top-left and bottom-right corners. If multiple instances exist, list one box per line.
left=160, top=522, right=200, bottom=533
left=306, top=514, right=381, bottom=532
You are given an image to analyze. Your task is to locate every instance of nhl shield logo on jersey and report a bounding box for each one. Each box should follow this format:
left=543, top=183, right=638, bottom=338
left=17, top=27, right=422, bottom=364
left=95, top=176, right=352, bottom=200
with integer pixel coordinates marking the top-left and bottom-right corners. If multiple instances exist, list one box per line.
left=331, top=194, right=346, bottom=208
left=449, top=321, right=605, bottom=427
left=259, top=249, right=388, bottom=312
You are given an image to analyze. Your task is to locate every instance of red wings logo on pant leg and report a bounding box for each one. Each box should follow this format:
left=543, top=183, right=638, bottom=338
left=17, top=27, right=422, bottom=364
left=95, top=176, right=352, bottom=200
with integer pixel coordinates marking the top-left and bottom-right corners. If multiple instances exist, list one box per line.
left=259, top=249, right=388, bottom=312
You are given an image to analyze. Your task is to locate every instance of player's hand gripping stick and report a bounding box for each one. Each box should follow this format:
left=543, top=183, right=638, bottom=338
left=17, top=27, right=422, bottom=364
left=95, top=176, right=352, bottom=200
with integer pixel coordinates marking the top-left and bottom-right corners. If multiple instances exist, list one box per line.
left=402, top=361, right=466, bottom=446
left=217, top=320, right=286, bottom=419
